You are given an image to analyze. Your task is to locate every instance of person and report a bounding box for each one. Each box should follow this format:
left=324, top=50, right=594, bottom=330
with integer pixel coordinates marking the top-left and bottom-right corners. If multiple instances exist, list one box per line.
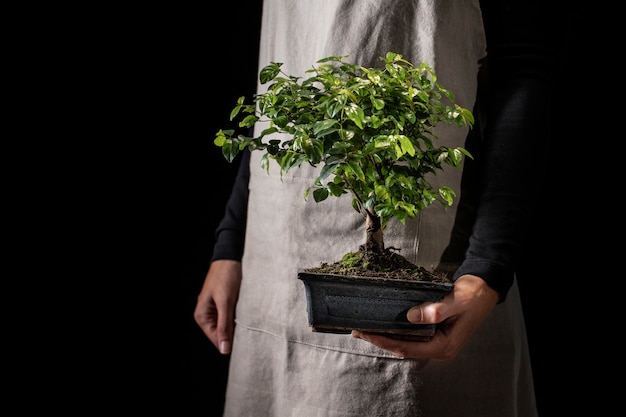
left=195, top=1, right=551, bottom=415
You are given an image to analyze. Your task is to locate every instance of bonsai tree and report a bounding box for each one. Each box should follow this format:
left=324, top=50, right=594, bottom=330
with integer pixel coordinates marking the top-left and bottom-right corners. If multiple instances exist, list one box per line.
left=215, top=52, right=474, bottom=279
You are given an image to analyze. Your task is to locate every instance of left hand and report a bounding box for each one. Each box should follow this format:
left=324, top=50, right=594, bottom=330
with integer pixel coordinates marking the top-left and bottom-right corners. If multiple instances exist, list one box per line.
left=351, top=274, right=499, bottom=360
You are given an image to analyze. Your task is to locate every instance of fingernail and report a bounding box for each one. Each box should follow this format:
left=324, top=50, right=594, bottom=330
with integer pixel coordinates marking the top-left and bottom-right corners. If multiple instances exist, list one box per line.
left=219, top=340, right=231, bottom=354
left=407, top=308, right=422, bottom=322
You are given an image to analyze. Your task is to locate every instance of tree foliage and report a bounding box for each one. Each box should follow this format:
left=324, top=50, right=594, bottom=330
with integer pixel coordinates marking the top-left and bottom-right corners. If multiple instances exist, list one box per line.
left=215, top=52, right=473, bottom=230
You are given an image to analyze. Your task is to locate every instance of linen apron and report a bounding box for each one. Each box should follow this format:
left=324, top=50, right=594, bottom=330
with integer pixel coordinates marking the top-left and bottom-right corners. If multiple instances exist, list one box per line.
left=224, top=1, right=537, bottom=416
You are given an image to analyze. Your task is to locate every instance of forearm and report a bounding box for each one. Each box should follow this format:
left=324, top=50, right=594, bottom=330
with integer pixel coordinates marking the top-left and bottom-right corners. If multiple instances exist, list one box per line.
left=454, top=2, right=552, bottom=301
left=211, top=149, right=250, bottom=262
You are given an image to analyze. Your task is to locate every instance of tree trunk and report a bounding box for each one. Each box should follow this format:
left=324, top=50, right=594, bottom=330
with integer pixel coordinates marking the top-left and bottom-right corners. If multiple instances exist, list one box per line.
left=365, top=208, right=384, bottom=253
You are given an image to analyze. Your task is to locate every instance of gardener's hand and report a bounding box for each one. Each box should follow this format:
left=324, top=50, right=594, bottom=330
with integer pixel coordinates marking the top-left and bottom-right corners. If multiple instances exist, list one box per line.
left=351, top=274, right=499, bottom=360
left=194, top=259, right=242, bottom=355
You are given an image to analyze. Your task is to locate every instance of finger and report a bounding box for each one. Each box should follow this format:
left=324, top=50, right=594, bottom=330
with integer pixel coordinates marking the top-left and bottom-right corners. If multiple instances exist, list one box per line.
left=352, top=330, right=448, bottom=360
left=216, top=305, right=235, bottom=354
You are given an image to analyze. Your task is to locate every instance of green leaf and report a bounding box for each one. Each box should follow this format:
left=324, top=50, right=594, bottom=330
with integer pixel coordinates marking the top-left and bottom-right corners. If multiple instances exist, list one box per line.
left=302, top=136, right=324, bottom=163
left=345, top=104, right=365, bottom=129
left=260, top=62, right=282, bottom=84
left=397, top=135, right=415, bottom=157
left=220, top=141, right=239, bottom=163
left=229, top=105, right=242, bottom=120
left=319, top=160, right=339, bottom=182
left=439, top=186, right=456, bottom=206
left=214, top=130, right=227, bottom=147
left=328, top=181, right=346, bottom=197
left=371, top=97, right=385, bottom=110
left=346, top=160, right=365, bottom=182
left=273, top=115, right=289, bottom=128
left=313, top=119, right=338, bottom=137
left=313, top=187, right=329, bottom=202
left=240, top=114, right=258, bottom=128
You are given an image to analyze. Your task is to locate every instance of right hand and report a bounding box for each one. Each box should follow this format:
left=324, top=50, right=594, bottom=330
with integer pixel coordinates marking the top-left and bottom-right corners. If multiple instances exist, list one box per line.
left=193, top=259, right=242, bottom=354
left=351, top=274, right=498, bottom=360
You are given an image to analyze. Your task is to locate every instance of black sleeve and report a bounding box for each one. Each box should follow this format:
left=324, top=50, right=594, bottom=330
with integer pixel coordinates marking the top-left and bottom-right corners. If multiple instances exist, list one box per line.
left=210, top=149, right=250, bottom=262
left=450, top=0, right=552, bottom=301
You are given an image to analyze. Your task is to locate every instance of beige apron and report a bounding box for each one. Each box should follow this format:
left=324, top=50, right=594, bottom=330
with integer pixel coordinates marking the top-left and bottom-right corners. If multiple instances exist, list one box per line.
left=224, top=1, right=537, bottom=416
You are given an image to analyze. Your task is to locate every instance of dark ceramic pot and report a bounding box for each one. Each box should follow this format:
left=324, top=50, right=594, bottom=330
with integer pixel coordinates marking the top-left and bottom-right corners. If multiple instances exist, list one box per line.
left=298, top=271, right=453, bottom=341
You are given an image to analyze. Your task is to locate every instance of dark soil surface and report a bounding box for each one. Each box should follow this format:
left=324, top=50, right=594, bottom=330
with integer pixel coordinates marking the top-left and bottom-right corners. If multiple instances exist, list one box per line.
left=304, top=243, right=451, bottom=283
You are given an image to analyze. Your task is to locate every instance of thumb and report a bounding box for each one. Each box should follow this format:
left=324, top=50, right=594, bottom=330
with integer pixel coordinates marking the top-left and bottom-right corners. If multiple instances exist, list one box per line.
left=407, top=302, right=441, bottom=324
left=407, top=306, right=423, bottom=323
